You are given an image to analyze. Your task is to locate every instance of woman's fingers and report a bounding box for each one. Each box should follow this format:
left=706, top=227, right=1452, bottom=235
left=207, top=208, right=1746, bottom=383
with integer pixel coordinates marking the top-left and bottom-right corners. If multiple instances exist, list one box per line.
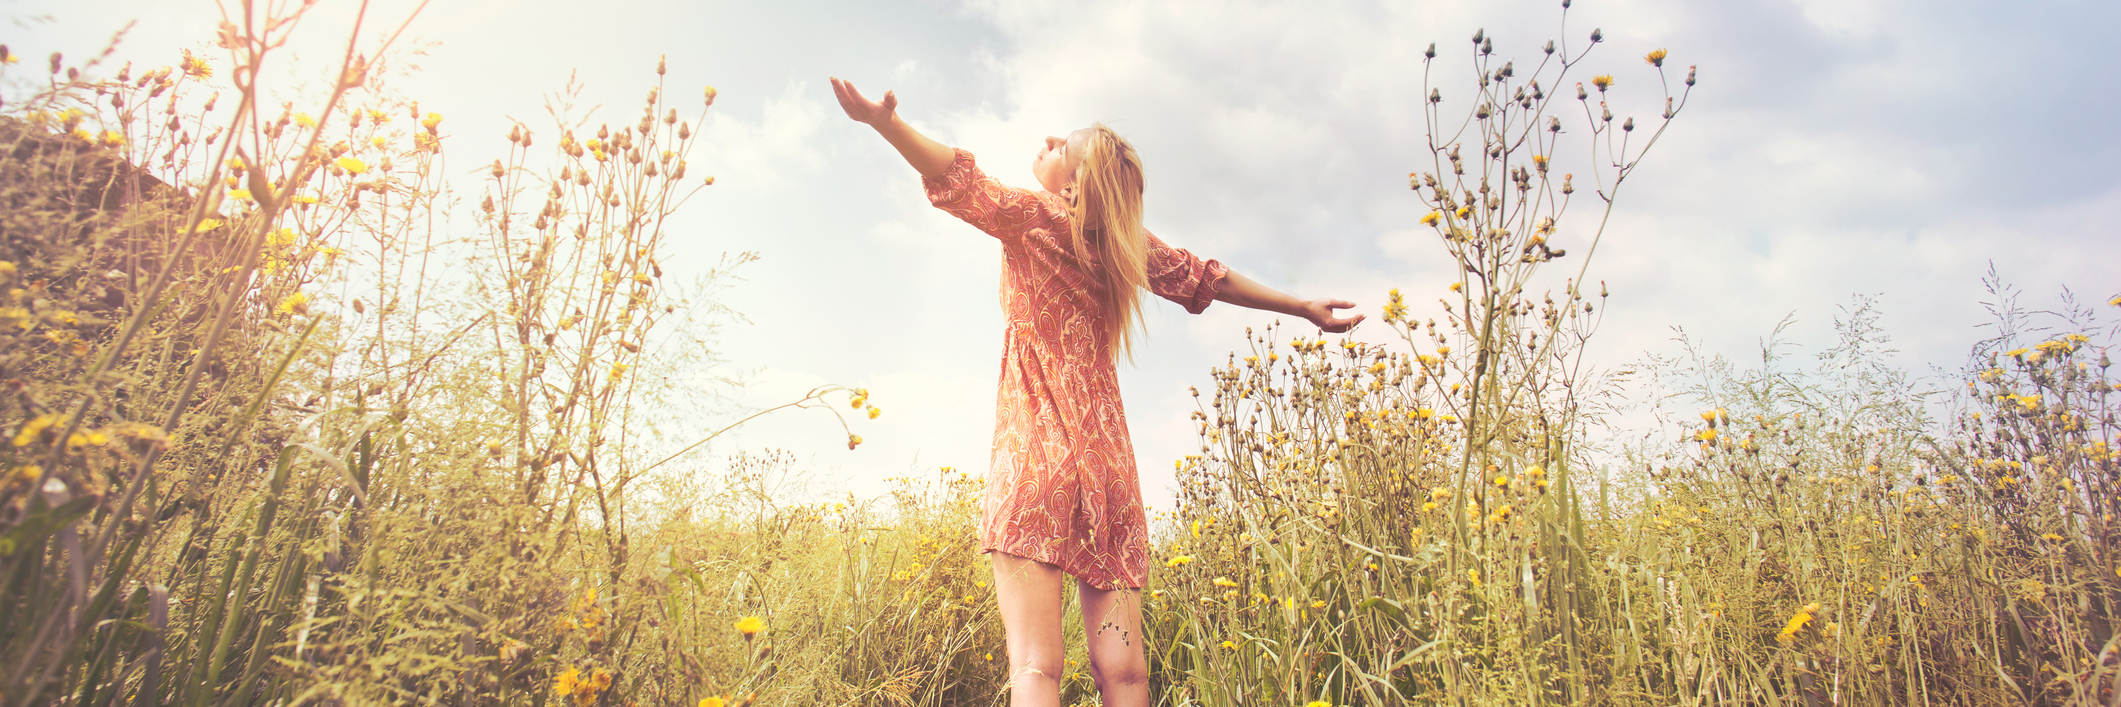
left=1311, top=299, right=1364, bottom=333
left=829, top=77, right=896, bottom=125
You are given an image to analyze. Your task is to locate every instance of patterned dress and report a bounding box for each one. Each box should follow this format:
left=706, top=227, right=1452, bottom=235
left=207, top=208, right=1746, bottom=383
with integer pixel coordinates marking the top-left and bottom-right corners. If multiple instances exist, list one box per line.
left=924, top=148, right=1228, bottom=590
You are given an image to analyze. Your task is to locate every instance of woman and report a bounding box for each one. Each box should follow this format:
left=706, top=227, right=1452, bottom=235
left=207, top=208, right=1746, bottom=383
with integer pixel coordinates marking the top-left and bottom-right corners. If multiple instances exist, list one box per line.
left=830, top=77, right=1362, bottom=706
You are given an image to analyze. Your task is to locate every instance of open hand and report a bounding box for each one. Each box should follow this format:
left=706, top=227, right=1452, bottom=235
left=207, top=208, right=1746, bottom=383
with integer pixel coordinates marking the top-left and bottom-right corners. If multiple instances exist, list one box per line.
left=830, top=77, right=897, bottom=127
left=1303, top=299, right=1364, bottom=333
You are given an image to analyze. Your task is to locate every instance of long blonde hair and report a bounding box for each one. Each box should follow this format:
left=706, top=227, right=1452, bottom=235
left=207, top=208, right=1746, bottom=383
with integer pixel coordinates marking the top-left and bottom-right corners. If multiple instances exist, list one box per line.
left=1067, top=123, right=1149, bottom=360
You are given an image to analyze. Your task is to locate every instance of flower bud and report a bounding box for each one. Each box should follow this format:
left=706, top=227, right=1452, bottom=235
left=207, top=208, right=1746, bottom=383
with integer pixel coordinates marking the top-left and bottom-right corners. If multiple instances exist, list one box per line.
left=1424, top=42, right=1437, bottom=59
left=1622, top=116, right=1634, bottom=132
left=704, top=86, right=718, bottom=107
left=1590, top=28, right=1602, bottom=43
left=1545, top=40, right=1556, bottom=55
left=657, top=54, right=667, bottom=75
left=1576, top=83, right=1587, bottom=100
left=1429, top=88, right=1442, bottom=104
left=1481, top=37, right=1493, bottom=55
left=1472, top=29, right=1484, bottom=44
left=1686, top=65, right=1696, bottom=87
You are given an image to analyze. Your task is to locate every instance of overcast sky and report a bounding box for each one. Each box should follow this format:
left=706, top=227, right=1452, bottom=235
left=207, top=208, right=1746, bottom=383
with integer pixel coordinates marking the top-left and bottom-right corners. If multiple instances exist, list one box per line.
left=14, top=0, right=2119, bottom=513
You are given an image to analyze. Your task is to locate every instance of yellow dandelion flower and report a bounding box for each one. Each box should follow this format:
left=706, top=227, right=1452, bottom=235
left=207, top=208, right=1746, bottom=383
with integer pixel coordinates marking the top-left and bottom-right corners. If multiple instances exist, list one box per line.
left=180, top=49, right=212, bottom=79
left=422, top=112, right=444, bottom=131
left=1454, top=206, right=1471, bottom=219
left=1309, top=600, right=1327, bottom=609
left=1467, top=569, right=1481, bottom=586
left=1212, top=576, right=1238, bottom=588
left=1306, top=701, right=1334, bottom=707
left=1645, top=48, right=1667, bottom=67
left=13, top=414, right=67, bottom=447
left=1592, top=74, right=1613, bottom=90
left=294, top=113, right=316, bottom=128
left=847, top=434, right=863, bottom=450
left=99, top=130, right=126, bottom=149
left=1421, top=210, right=1442, bottom=226
left=699, top=698, right=726, bottom=707
left=228, top=189, right=252, bottom=203
left=275, top=292, right=309, bottom=316
left=335, top=156, right=367, bottom=175
left=1219, top=640, right=1238, bottom=651
left=1165, top=554, right=1193, bottom=568
left=553, top=666, right=582, bottom=696
left=1696, top=429, right=1717, bottom=442
left=734, top=615, right=766, bottom=636
left=867, top=405, right=881, bottom=419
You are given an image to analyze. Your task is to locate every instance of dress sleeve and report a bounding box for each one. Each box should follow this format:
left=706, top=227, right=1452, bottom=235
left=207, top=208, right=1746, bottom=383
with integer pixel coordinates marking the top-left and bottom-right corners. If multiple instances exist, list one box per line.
left=1144, top=231, right=1229, bottom=315
left=923, top=148, right=1061, bottom=241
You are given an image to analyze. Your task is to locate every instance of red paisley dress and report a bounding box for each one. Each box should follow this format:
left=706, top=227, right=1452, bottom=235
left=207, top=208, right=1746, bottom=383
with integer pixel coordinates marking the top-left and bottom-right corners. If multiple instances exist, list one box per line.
left=924, top=148, right=1228, bottom=590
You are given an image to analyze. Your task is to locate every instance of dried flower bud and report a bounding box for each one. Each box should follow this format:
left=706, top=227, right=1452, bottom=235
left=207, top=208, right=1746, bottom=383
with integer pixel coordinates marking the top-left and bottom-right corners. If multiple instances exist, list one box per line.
left=665, top=108, right=678, bottom=125
left=508, top=124, right=521, bottom=144
left=678, top=121, right=692, bottom=140
left=1544, top=40, right=1555, bottom=55
left=1548, top=116, right=1562, bottom=132
left=481, top=194, right=494, bottom=213
left=491, top=160, right=506, bottom=179
left=1622, top=116, right=1633, bottom=132
left=704, top=86, right=718, bottom=107
left=1590, top=28, right=1602, bottom=43
left=1481, top=37, right=1493, bottom=55
left=1471, top=29, right=1484, bottom=44
left=1424, top=42, right=1437, bottom=59
left=657, top=54, right=667, bottom=75
left=1576, top=83, right=1587, bottom=100
left=1686, top=65, right=1696, bottom=86
left=1429, top=88, right=1442, bottom=104
left=1499, top=61, right=1513, bottom=78
left=48, top=51, right=61, bottom=75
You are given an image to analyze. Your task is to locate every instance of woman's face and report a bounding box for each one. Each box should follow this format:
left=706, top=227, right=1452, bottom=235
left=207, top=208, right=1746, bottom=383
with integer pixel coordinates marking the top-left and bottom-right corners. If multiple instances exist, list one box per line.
left=1033, top=128, right=1088, bottom=194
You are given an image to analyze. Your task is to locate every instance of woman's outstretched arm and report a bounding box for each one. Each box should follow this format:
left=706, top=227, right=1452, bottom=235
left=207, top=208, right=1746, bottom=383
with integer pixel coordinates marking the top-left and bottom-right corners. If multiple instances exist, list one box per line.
left=831, top=77, right=954, bottom=179
left=1216, top=269, right=1364, bottom=333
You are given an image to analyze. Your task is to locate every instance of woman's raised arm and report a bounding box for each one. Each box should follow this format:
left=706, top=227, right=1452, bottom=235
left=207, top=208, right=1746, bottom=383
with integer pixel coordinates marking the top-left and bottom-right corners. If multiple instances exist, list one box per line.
left=1216, top=269, right=1364, bottom=333
left=831, top=77, right=955, bottom=179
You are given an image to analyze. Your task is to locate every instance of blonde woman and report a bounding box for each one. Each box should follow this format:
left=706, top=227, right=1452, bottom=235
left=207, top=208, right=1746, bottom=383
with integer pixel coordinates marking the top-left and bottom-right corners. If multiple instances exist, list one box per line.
left=831, top=77, right=1362, bottom=706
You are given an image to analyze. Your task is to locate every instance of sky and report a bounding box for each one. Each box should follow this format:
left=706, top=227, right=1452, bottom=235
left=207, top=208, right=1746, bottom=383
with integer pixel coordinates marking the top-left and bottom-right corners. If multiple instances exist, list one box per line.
left=11, top=0, right=2120, bottom=514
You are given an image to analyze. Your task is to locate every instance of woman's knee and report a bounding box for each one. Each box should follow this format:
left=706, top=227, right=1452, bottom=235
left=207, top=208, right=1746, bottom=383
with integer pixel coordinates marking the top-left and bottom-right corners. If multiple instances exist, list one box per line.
left=1010, top=651, right=1065, bottom=686
left=1088, top=649, right=1147, bottom=687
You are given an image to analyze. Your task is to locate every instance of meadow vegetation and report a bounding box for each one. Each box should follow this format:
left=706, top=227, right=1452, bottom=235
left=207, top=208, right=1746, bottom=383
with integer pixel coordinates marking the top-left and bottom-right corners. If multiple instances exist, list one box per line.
left=0, top=3, right=2115, bottom=706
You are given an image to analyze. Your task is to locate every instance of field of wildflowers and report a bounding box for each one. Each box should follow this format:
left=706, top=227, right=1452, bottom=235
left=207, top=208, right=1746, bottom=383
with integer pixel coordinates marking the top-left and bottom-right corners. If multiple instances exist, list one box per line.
left=0, top=3, right=2115, bottom=706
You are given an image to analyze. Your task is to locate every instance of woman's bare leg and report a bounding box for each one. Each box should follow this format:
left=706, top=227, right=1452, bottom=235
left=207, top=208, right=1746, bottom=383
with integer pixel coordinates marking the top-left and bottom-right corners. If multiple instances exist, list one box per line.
left=991, top=551, right=1066, bottom=707
left=1077, top=578, right=1149, bottom=707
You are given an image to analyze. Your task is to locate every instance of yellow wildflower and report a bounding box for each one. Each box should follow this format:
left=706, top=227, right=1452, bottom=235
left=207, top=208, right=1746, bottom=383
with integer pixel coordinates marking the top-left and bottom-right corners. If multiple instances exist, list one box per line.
left=1306, top=702, right=1334, bottom=707
left=1212, top=576, right=1239, bottom=588
left=276, top=292, right=310, bottom=316
left=1645, top=48, right=1667, bottom=67
left=699, top=698, right=726, bottom=707
left=294, top=113, right=316, bottom=128
left=866, top=405, right=881, bottom=419
left=1467, top=569, right=1481, bottom=586
left=847, top=434, right=863, bottom=450
left=1420, top=210, right=1442, bottom=226
left=99, top=130, right=126, bottom=149
left=1777, top=603, right=1820, bottom=644
left=335, top=156, right=367, bottom=175
left=1309, top=600, right=1327, bottom=609
left=1592, top=74, right=1613, bottom=90
left=553, top=666, right=582, bottom=696
left=180, top=49, right=212, bottom=78
left=13, top=414, right=66, bottom=447
left=1696, top=429, right=1717, bottom=442
left=734, top=615, right=766, bottom=636
left=1219, top=640, right=1237, bottom=651
left=228, top=189, right=252, bottom=203
left=1165, top=554, right=1193, bottom=568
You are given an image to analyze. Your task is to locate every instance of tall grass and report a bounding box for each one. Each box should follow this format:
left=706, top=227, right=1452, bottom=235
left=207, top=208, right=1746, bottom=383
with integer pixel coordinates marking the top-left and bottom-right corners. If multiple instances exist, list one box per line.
left=1, top=3, right=2115, bottom=707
